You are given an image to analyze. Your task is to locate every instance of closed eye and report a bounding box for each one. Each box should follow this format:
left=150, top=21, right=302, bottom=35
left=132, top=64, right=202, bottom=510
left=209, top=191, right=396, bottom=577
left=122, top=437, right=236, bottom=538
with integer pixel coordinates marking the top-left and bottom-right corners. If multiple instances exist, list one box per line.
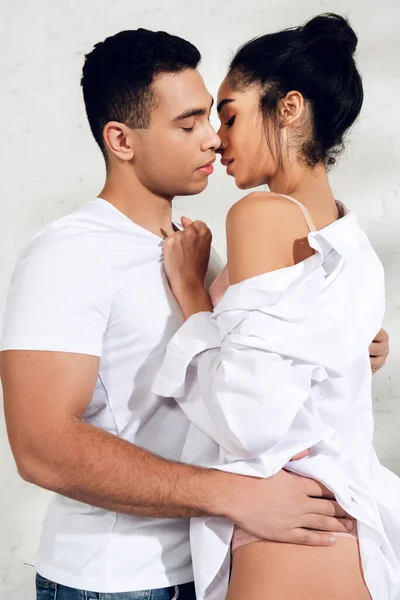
left=225, top=115, right=236, bottom=128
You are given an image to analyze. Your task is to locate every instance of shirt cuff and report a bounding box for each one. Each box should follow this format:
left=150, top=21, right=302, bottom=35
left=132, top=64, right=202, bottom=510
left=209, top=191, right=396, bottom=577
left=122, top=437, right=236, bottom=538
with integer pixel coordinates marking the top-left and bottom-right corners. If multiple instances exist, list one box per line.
left=152, top=312, right=220, bottom=398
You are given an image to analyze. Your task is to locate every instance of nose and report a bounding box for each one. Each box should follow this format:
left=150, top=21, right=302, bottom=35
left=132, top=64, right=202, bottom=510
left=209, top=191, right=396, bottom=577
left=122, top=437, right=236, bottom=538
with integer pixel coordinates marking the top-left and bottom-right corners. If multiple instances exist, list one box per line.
left=216, top=126, right=228, bottom=155
left=201, top=122, right=221, bottom=153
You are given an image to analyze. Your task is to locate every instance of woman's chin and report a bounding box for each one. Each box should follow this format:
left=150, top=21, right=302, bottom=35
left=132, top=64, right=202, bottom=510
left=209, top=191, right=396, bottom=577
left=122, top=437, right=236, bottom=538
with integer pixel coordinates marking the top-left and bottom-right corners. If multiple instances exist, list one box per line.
left=235, top=177, right=259, bottom=191
left=230, top=167, right=266, bottom=190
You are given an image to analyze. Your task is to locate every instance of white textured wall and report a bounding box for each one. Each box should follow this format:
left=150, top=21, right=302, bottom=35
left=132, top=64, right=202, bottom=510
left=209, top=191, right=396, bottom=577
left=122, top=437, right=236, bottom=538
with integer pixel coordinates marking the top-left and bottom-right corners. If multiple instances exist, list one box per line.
left=1, top=0, right=399, bottom=597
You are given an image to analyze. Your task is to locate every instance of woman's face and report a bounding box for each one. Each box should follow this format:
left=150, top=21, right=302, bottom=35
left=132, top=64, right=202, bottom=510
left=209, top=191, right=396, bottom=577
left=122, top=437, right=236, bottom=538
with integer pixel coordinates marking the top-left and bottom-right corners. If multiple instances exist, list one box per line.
left=216, top=78, right=278, bottom=189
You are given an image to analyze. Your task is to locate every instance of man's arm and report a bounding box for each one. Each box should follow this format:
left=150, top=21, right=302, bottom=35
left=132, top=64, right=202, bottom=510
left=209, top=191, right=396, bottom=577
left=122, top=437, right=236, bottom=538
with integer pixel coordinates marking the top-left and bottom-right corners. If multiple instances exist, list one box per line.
left=1, top=349, right=214, bottom=517
left=1, top=348, right=352, bottom=544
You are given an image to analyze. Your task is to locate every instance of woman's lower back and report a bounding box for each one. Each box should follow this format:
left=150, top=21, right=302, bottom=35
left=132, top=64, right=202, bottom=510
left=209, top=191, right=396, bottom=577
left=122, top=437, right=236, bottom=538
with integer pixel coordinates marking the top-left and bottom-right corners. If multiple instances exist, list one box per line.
left=227, top=537, right=371, bottom=600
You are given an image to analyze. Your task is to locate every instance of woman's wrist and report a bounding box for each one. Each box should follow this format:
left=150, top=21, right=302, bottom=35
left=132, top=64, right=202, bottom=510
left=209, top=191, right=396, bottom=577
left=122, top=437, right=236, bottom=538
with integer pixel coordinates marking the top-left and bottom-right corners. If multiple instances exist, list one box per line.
left=173, top=281, right=213, bottom=320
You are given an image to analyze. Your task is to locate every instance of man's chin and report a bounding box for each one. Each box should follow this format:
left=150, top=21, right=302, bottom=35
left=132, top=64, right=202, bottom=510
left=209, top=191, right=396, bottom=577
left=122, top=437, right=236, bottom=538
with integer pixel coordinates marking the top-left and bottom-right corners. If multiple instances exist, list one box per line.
left=176, top=180, right=209, bottom=197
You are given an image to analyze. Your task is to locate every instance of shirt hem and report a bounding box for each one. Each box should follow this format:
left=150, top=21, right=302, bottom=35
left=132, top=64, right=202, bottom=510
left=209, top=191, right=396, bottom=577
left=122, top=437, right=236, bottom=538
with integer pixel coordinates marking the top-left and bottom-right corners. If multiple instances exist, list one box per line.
left=35, top=562, right=194, bottom=594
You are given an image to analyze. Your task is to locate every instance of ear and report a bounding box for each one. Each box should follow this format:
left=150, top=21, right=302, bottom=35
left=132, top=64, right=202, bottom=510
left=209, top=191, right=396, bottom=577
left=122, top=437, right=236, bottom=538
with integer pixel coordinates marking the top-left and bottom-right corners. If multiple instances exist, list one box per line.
left=279, top=91, right=305, bottom=127
left=103, top=121, right=135, bottom=161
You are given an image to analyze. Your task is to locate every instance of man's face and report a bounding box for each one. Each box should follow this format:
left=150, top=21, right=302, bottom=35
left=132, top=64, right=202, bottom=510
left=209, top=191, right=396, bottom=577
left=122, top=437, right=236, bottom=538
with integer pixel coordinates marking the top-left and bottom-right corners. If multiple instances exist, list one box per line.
left=132, top=69, right=221, bottom=197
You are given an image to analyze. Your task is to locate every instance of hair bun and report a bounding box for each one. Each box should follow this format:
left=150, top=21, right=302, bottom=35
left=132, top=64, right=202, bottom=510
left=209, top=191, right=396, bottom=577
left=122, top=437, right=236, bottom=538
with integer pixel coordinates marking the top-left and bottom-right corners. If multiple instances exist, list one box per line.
left=302, top=13, right=358, bottom=56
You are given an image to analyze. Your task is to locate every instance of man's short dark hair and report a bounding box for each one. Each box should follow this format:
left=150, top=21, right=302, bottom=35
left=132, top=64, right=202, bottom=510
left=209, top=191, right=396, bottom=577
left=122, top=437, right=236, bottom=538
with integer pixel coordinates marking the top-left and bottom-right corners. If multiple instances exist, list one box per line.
left=81, top=29, right=201, bottom=156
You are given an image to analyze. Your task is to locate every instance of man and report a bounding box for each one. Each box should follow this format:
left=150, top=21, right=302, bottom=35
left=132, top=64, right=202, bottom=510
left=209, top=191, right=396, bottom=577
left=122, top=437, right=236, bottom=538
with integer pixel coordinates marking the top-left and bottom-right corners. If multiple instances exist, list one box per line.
left=0, top=29, right=389, bottom=600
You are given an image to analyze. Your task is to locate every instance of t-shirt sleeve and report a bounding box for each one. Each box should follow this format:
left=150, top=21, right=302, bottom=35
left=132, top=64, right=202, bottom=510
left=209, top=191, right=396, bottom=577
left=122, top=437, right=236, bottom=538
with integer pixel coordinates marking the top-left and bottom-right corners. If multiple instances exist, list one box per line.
left=0, top=231, right=113, bottom=356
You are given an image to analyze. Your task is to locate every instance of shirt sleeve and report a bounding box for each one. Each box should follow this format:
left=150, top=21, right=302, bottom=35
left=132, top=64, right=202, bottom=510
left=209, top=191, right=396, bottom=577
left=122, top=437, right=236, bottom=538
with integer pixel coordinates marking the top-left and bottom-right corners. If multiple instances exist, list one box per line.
left=0, top=231, right=113, bottom=356
left=152, top=263, right=332, bottom=459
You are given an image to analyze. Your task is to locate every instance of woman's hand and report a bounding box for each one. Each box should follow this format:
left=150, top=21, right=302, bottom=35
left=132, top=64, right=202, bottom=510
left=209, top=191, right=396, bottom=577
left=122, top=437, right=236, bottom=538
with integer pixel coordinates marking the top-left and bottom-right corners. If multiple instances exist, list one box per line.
left=369, top=329, right=389, bottom=374
left=163, top=217, right=213, bottom=319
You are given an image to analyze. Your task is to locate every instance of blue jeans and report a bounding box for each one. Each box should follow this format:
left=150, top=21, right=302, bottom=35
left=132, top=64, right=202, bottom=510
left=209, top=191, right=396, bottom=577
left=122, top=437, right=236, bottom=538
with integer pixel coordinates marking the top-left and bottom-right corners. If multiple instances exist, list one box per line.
left=36, top=573, right=196, bottom=600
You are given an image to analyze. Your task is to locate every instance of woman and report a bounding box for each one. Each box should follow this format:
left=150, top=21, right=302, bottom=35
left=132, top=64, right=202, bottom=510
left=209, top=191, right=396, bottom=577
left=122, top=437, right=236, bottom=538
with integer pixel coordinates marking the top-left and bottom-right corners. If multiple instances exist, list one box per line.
left=153, top=13, right=400, bottom=600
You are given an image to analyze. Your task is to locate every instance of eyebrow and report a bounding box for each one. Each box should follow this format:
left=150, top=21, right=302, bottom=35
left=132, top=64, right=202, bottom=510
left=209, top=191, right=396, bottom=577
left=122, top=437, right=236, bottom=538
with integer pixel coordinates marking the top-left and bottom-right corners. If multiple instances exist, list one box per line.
left=217, top=98, right=235, bottom=114
left=174, top=98, right=214, bottom=121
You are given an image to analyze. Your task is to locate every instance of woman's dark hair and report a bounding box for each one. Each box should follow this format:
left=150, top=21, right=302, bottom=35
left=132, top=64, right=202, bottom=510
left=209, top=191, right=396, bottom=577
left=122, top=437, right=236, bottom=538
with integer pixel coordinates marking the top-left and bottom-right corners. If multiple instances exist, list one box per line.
left=81, top=29, right=201, bottom=157
left=228, top=13, right=363, bottom=167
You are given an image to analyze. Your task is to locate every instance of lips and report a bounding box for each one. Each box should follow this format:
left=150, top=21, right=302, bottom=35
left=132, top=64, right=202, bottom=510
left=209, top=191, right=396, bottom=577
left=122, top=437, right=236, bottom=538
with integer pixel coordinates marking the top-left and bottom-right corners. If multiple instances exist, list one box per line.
left=199, top=158, right=215, bottom=168
left=221, top=157, right=235, bottom=175
left=197, top=158, right=216, bottom=176
left=221, top=158, right=234, bottom=167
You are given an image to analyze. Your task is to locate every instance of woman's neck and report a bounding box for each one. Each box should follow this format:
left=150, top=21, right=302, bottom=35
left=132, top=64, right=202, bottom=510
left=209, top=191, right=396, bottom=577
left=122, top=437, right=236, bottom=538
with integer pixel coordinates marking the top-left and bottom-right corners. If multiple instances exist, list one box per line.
left=270, top=162, right=336, bottom=202
left=267, top=162, right=340, bottom=227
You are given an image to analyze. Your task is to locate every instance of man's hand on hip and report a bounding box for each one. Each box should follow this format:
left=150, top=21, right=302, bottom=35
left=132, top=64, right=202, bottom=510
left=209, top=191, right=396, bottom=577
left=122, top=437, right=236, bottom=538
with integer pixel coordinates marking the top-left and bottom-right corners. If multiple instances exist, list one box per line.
left=225, top=470, right=353, bottom=547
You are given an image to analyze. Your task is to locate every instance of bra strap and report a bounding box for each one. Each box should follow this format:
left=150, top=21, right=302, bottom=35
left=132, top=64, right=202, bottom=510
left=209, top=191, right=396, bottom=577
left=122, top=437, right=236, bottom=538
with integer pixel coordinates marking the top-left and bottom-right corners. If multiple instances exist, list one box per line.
left=278, top=194, right=317, bottom=232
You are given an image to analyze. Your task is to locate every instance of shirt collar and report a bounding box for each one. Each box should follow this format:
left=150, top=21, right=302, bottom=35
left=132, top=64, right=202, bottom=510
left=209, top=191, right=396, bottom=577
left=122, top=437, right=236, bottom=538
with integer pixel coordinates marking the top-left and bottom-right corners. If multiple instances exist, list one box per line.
left=308, top=210, right=361, bottom=261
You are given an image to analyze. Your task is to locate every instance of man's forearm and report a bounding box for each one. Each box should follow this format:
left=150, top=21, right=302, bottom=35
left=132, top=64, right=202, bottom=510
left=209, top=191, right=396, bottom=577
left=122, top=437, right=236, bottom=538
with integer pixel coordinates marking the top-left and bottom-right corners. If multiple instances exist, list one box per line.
left=22, top=417, right=233, bottom=519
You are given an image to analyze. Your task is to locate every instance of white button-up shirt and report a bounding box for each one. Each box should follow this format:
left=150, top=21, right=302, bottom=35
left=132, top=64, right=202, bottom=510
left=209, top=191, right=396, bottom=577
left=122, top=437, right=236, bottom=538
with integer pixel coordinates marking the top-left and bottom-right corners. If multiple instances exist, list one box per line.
left=153, top=209, right=400, bottom=600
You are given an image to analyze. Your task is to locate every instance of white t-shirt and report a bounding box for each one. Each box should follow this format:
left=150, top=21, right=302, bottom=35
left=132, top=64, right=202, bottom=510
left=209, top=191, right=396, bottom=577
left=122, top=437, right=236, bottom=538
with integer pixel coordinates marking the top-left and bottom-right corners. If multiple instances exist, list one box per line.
left=0, top=198, right=223, bottom=593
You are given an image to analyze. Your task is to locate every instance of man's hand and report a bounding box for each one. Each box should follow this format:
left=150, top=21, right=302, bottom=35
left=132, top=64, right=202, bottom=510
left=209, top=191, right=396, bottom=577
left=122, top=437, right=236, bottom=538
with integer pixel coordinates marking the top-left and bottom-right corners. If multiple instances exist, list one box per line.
left=369, top=328, right=389, bottom=373
left=227, top=470, right=353, bottom=546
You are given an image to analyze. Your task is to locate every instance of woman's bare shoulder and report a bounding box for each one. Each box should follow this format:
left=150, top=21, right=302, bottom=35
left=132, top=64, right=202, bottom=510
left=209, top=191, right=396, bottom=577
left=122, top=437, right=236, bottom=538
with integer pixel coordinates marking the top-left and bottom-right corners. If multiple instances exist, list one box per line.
left=226, top=192, right=313, bottom=284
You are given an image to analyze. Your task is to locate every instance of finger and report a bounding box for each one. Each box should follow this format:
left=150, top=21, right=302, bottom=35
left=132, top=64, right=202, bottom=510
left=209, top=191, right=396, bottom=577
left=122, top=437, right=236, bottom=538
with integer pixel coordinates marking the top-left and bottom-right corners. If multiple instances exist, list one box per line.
left=300, top=515, right=355, bottom=534
left=371, top=357, right=384, bottom=373
left=307, top=498, right=350, bottom=519
left=369, top=343, right=380, bottom=357
left=371, top=356, right=384, bottom=367
left=192, top=220, right=210, bottom=234
left=373, top=328, right=389, bottom=343
left=289, top=529, right=336, bottom=547
left=369, top=341, right=388, bottom=357
left=181, top=224, right=198, bottom=239
left=290, top=449, right=309, bottom=461
left=297, top=475, right=336, bottom=499
left=181, top=216, right=193, bottom=228
left=162, top=236, right=172, bottom=249
left=163, top=230, right=182, bottom=244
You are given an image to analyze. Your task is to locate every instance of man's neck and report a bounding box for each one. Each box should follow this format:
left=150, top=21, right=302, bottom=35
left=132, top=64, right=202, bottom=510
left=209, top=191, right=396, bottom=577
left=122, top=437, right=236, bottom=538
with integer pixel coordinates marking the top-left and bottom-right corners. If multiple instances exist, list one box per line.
left=99, top=165, right=176, bottom=239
